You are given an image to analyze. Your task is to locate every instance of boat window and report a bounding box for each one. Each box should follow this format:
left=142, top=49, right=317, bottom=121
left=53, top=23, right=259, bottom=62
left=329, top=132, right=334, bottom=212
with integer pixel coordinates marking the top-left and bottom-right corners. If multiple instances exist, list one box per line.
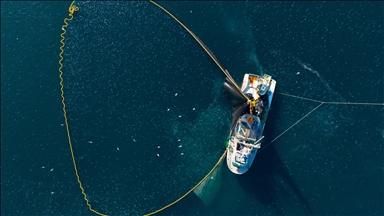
left=235, top=122, right=240, bottom=132
left=236, top=143, right=244, bottom=151
left=241, top=121, right=250, bottom=129
left=235, top=152, right=247, bottom=164
left=233, top=123, right=240, bottom=136
left=251, top=122, right=258, bottom=130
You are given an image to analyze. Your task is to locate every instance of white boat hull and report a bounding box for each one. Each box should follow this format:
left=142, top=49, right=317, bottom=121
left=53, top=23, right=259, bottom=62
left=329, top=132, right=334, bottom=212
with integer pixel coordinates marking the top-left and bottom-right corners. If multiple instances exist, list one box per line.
left=226, top=73, right=276, bottom=174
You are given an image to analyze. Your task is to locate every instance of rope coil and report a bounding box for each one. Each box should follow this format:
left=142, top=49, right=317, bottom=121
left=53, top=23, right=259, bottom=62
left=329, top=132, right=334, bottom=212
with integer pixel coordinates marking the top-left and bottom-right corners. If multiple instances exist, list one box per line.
left=60, top=2, right=227, bottom=215
left=59, top=1, right=384, bottom=215
left=59, top=1, right=107, bottom=216
left=149, top=0, right=250, bottom=102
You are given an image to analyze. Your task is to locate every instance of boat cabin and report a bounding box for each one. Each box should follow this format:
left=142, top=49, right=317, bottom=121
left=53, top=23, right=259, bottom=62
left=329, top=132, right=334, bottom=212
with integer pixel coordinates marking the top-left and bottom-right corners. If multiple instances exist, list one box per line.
left=233, top=114, right=260, bottom=140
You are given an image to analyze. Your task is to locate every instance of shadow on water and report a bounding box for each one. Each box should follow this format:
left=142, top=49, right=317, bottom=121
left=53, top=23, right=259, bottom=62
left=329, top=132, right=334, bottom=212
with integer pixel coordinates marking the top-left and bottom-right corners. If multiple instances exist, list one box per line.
left=156, top=191, right=207, bottom=215
left=237, top=146, right=313, bottom=215
left=236, top=95, right=313, bottom=215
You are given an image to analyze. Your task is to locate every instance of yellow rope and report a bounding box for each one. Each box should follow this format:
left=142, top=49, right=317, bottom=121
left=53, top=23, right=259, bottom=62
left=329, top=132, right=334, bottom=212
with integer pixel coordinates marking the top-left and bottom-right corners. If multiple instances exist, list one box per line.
left=146, top=3, right=384, bottom=212
left=59, top=1, right=107, bottom=216
left=149, top=0, right=249, bottom=101
left=59, top=1, right=228, bottom=215
left=60, top=1, right=384, bottom=214
left=144, top=150, right=227, bottom=216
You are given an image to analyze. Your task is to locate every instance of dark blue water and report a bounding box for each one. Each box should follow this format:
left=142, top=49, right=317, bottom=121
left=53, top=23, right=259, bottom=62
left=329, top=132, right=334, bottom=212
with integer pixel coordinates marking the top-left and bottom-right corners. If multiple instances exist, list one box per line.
left=2, top=1, right=383, bottom=215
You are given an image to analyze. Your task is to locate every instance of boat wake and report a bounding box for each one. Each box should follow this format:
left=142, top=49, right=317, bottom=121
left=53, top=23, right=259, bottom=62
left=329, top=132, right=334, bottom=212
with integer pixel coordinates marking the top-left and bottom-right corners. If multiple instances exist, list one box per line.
left=249, top=51, right=265, bottom=75
left=223, top=10, right=265, bottom=75
left=297, top=59, right=344, bottom=101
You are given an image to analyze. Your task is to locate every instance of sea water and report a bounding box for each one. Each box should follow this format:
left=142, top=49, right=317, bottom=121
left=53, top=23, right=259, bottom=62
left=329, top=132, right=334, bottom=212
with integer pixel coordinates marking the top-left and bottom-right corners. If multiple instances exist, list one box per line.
left=1, top=1, right=383, bottom=215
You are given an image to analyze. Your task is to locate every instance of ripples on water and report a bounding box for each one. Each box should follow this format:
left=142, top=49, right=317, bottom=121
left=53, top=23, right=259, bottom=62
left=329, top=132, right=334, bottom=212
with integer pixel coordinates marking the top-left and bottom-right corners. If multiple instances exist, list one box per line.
left=64, top=1, right=383, bottom=215
left=2, top=1, right=382, bottom=215
left=63, top=1, right=232, bottom=214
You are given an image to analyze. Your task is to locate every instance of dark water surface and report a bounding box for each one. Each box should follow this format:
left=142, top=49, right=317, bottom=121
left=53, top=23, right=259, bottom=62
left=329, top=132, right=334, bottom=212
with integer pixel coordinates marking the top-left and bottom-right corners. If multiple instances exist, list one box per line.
left=2, top=1, right=383, bottom=215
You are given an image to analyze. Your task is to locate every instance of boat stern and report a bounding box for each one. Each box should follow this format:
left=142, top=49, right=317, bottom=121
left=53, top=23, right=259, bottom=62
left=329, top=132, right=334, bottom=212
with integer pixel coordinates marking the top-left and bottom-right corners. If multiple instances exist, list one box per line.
left=226, top=144, right=258, bottom=175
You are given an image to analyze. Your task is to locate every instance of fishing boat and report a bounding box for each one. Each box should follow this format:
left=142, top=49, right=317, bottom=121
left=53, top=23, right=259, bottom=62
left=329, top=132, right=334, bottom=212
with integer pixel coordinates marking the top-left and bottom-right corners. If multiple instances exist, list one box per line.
left=151, top=0, right=278, bottom=175
left=225, top=73, right=276, bottom=174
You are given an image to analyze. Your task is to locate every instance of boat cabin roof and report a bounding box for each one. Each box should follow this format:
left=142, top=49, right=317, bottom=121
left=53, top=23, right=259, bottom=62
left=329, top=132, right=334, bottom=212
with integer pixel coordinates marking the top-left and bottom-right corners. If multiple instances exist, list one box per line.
left=234, top=114, right=259, bottom=140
